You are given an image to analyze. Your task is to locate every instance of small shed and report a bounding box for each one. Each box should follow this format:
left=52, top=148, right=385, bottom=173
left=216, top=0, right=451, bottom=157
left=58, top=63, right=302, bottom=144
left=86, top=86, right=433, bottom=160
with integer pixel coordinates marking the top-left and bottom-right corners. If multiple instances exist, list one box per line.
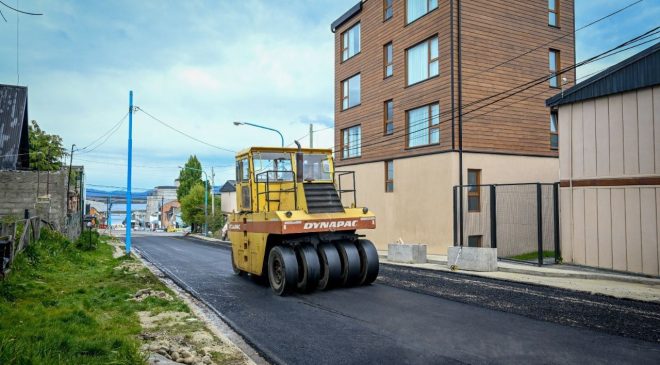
left=546, top=43, right=660, bottom=276
left=219, top=180, right=237, bottom=214
left=0, top=84, right=30, bottom=170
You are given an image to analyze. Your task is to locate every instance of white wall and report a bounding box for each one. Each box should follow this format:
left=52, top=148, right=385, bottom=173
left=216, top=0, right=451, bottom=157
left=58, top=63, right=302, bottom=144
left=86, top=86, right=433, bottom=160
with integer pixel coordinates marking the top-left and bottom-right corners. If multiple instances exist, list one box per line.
left=343, top=152, right=558, bottom=254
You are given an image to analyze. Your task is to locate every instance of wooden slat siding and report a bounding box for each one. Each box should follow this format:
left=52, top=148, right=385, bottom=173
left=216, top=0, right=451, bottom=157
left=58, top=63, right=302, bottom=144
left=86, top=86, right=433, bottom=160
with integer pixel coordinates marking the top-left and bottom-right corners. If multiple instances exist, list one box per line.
left=559, top=176, right=660, bottom=188
left=333, top=0, right=575, bottom=166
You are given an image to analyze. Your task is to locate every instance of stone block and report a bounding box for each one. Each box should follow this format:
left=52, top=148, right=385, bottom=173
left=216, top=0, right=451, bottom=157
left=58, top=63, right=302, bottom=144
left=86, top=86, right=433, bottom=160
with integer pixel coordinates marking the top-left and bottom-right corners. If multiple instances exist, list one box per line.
left=388, top=243, right=427, bottom=264
left=447, top=247, right=498, bottom=272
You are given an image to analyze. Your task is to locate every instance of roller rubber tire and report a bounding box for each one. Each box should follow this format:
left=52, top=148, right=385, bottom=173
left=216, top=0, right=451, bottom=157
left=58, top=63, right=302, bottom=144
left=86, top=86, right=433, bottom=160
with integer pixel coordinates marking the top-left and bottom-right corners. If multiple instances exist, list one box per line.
left=336, top=241, right=362, bottom=287
left=356, top=239, right=379, bottom=285
left=268, top=246, right=298, bottom=296
left=231, top=249, right=244, bottom=276
left=296, top=245, right=321, bottom=293
left=317, top=243, right=342, bottom=290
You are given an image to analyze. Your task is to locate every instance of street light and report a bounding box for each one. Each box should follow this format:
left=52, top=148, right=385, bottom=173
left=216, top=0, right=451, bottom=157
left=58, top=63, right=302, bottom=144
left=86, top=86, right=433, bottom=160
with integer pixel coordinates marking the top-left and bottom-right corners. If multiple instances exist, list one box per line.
left=178, top=165, right=209, bottom=236
left=233, top=121, right=284, bottom=147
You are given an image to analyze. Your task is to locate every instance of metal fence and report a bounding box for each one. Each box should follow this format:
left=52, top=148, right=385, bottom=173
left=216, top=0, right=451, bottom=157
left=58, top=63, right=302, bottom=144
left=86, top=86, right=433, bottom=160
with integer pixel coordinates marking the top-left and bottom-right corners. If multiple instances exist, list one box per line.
left=453, top=183, right=560, bottom=266
left=1, top=216, right=41, bottom=277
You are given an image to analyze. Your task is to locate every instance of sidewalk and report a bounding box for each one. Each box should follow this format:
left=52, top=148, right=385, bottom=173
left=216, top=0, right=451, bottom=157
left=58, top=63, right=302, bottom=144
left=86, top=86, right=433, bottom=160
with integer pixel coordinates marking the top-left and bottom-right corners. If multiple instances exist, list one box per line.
left=188, top=234, right=660, bottom=303
left=379, top=251, right=660, bottom=303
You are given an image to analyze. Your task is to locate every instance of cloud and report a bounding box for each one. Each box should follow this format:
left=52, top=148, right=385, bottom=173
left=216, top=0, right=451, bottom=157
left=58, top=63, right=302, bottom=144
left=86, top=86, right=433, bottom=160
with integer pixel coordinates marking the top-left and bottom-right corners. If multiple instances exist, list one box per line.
left=0, top=0, right=357, bottom=188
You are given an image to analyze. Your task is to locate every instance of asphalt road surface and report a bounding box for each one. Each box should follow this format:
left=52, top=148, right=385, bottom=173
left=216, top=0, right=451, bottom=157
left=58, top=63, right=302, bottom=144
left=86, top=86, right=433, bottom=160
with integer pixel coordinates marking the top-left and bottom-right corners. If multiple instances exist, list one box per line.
left=133, top=234, right=660, bottom=365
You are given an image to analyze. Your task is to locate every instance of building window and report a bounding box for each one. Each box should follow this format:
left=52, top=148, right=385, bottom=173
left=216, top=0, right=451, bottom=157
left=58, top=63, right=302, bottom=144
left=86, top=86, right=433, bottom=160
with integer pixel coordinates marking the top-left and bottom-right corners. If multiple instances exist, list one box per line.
left=342, top=22, right=361, bottom=61
left=341, top=125, right=362, bottom=159
left=384, top=0, right=393, bottom=20
left=384, top=42, right=394, bottom=78
left=548, top=0, right=559, bottom=27
left=384, top=100, right=394, bottom=135
left=385, top=160, right=394, bottom=192
left=342, top=74, right=361, bottom=110
left=550, top=111, right=559, bottom=149
left=467, top=169, right=481, bottom=212
left=407, top=103, right=440, bottom=147
left=549, top=49, right=560, bottom=88
left=407, top=0, right=438, bottom=24
left=468, top=235, right=483, bottom=247
left=407, top=37, right=438, bottom=86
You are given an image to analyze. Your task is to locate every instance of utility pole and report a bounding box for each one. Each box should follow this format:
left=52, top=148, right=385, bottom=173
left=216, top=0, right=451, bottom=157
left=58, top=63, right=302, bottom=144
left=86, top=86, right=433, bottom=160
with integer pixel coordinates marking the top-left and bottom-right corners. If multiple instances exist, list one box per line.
left=66, top=144, right=76, bottom=214
left=309, top=123, right=314, bottom=148
left=125, top=90, right=133, bottom=255
left=161, top=195, right=164, bottom=228
left=211, top=167, right=215, bottom=217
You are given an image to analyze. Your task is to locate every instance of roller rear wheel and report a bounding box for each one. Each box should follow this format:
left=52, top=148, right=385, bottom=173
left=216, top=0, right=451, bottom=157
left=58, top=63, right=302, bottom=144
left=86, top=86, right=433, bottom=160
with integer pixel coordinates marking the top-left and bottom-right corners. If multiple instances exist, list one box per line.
left=356, top=239, right=379, bottom=285
left=317, top=243, right=342, bottom=290
left=336, top=242, right=362, bottom=287
left=268, top=246, right=298, bottom=296
left=296, top=245, right=321, bottom=293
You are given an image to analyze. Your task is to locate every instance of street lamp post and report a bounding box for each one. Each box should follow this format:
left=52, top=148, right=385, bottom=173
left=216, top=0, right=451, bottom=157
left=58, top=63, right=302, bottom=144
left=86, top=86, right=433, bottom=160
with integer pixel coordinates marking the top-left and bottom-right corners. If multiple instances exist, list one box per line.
left=179, top=166, right=209, bottom=236
left=233, top=121, right=284, bottom=147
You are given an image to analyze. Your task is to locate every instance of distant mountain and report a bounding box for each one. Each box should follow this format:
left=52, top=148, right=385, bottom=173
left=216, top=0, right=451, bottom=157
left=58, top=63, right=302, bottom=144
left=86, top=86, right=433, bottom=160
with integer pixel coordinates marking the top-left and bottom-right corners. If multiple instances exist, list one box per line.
left=86, top=188, right=152, bottom=199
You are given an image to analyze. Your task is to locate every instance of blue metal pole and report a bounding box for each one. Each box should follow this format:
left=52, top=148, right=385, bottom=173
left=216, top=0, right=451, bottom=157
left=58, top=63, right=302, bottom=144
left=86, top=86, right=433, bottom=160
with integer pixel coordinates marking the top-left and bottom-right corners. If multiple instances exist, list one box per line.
left=126, top=90, right=133, bottom=254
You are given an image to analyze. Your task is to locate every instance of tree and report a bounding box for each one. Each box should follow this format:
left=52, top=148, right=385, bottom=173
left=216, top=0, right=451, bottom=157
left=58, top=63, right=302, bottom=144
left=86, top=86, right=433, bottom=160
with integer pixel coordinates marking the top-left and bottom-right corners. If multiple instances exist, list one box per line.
left=177, top=155, right=203, bottom=201
left=180, top=183, right=206, bottom=232
left=28, top=120, right=66, bottom=171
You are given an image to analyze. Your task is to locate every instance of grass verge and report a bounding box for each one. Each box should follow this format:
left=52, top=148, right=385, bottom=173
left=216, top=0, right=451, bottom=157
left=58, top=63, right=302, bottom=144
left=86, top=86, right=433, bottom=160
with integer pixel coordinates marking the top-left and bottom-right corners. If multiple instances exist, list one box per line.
left=509, top=250, right=556, bottom=261
left=0, top=229, right=190, bottom=364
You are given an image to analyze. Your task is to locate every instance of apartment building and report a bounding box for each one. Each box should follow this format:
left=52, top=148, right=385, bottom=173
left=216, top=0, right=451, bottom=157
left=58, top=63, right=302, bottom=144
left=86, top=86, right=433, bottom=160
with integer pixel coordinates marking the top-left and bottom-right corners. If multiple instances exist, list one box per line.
left=332, top=0, right=575, bottom=254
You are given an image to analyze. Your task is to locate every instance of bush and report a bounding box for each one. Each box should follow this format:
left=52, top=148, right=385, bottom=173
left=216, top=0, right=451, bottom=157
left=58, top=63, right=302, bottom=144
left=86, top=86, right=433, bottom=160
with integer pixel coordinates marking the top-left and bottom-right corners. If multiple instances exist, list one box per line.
left=76, top=230, right=101, bottom=251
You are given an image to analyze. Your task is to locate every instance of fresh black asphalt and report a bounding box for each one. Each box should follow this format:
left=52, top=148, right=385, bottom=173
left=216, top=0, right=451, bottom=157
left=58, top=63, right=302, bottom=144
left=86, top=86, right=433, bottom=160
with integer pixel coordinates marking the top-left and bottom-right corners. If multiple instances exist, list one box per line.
left=133, top=235, right=660, bottom=365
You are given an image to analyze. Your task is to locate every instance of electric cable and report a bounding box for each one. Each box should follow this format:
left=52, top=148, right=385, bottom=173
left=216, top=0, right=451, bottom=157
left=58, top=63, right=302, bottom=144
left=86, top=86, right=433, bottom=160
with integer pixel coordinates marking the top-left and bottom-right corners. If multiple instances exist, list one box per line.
left=136, top=107, right=236, bottom=153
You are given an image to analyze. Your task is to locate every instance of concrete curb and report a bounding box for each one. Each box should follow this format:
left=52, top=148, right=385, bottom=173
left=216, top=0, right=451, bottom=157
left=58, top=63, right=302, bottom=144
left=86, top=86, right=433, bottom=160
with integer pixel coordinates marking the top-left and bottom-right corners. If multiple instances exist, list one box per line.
left=378, top=254, right=660, bottom=286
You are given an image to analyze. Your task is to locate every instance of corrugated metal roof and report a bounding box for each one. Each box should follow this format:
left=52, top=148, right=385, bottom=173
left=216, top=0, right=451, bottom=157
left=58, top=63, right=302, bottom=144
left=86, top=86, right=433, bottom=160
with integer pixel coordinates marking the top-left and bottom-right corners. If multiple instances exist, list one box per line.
left=0, top=84, right=29, bottom=170
left=331, top=1, right=362, bottom=33
left=546, top=42, right=660, bottom=107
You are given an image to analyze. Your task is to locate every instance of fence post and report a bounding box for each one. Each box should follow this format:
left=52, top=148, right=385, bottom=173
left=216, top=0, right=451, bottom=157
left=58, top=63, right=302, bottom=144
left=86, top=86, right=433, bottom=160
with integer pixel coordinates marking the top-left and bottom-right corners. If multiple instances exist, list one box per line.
left=453, top=186, right=458, bottom=246
left=490, top=185, right=497, bottom=249
left=553, top=182, right=561, bottom=263
left=536, top=183, right=543, bottom=266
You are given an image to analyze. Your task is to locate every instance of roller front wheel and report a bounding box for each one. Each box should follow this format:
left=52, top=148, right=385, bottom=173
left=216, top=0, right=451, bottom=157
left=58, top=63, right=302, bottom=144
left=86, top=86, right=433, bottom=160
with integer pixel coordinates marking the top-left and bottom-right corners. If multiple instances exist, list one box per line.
left=268, top=246, right=298, bottom=296
left=336, top=242, right=362, bottom=287
left=296, top=245, right=321, bottom=293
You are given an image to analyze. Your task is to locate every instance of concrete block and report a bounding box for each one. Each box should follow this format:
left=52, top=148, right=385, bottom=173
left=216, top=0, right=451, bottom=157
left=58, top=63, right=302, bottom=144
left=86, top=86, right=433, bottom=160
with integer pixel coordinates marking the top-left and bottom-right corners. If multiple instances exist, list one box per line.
left=388, top=243, right=427, bottom=264
left=447, top=247, right=498, bottom=272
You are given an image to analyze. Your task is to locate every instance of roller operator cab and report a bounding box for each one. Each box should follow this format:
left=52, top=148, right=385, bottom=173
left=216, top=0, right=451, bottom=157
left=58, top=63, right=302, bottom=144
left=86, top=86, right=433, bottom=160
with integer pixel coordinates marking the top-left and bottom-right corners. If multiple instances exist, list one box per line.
left=228, top=146, right=379, bottom=295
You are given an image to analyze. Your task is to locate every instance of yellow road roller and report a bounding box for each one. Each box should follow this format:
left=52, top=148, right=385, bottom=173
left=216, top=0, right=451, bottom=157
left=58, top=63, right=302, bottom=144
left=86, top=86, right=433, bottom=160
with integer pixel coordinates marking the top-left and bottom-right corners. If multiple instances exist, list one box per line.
left=227, top=144, right=379, bottom=295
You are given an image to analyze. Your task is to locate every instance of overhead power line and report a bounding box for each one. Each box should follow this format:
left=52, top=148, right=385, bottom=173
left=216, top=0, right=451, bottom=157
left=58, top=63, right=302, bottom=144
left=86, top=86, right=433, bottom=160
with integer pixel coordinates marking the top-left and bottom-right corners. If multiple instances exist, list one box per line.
left=76, top=112, right=129, bottom=154
left=136, top=107, right=236, bottom=153
left=0, top=0, right=42, bottom=15
left=465, top=0, right=645, bottom=83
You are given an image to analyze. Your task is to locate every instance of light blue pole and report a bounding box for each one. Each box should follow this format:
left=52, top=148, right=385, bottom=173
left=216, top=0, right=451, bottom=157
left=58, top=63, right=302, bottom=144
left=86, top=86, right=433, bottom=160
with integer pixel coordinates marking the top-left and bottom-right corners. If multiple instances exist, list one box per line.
left=126, top=90, right=133, bottom=254
left=236, top=122, right=284, bottom=147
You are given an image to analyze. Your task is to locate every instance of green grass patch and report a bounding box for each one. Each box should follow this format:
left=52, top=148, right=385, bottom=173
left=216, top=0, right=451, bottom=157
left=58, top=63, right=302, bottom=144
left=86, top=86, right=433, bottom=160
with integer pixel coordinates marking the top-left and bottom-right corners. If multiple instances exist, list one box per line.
left=0, top=229, right=186, bottom=364
left=509, top=250, right=556, bottom=261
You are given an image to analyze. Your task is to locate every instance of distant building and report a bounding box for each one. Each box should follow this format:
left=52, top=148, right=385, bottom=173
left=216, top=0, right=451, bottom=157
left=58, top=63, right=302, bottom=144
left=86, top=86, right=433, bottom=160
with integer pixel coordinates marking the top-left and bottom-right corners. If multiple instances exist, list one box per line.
left=146, top=184, right=178, bottom=228
left=0, top=84, right=29, bottom=170
left=161, top=200, right=182, bottom=229
left=219, top=180, right=236, bottom=213
left=547, top=43, right=660, bottom=276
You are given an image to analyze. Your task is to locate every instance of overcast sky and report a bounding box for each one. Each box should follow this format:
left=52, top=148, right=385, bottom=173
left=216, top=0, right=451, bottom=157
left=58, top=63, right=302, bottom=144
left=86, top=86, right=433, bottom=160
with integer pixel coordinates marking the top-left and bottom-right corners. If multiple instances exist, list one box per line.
left=0, top=0, right=658, bottom=191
